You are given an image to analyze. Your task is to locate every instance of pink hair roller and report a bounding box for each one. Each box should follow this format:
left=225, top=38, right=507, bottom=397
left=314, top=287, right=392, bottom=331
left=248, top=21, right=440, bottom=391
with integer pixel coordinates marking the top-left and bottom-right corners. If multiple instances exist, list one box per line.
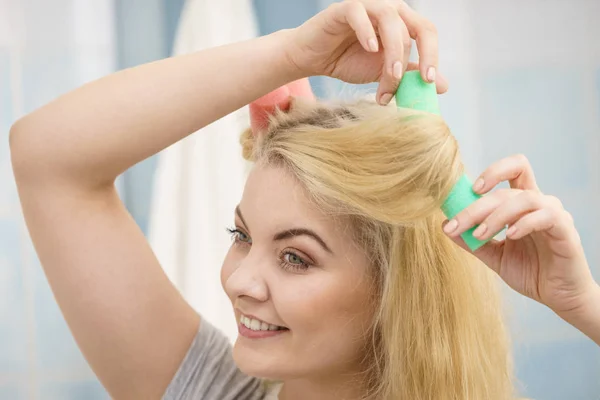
left=249, top=78, right=315, bottom=134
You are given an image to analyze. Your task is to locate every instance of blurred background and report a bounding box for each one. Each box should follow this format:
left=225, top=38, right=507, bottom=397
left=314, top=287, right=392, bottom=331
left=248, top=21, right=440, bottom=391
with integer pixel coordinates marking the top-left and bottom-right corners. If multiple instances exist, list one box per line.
left=1, top=0, right=599, bottom=399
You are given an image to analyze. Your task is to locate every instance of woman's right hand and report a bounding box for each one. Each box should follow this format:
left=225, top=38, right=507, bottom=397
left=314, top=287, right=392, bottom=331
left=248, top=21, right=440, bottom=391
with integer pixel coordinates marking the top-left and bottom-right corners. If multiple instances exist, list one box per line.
left=286, top=0, right=448, bottom=105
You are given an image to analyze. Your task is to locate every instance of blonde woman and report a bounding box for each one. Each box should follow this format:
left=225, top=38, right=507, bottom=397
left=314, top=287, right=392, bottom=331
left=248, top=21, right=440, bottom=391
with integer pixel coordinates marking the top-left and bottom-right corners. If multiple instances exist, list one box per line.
left=9, top=1, right=599, bottom=399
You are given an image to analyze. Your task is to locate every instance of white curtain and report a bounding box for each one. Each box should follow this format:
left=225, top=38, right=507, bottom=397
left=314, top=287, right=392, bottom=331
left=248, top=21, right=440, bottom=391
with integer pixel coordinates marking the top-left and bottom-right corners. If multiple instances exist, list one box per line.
left=148, top=0, right=258, bottom=343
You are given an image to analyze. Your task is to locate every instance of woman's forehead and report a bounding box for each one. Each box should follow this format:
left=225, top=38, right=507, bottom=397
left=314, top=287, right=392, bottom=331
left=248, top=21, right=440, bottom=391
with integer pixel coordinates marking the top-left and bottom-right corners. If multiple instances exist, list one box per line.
left=239, top=164, right=334, bottom=232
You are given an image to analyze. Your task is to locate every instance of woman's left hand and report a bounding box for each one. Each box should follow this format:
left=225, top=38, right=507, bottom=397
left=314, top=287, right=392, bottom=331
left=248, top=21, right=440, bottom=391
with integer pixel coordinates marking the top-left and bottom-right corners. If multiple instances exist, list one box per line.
left=443, top=154, right=598, bottom=320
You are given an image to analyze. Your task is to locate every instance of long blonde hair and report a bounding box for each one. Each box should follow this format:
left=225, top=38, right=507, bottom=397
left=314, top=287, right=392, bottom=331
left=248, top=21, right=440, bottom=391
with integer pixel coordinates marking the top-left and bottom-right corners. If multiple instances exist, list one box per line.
left=240, top=97, right=515, bottom=400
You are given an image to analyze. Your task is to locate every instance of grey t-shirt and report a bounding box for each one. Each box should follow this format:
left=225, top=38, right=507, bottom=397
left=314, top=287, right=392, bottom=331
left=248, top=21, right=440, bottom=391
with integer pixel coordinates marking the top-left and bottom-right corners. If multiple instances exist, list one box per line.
left=163, top=318, right=281, bottom=400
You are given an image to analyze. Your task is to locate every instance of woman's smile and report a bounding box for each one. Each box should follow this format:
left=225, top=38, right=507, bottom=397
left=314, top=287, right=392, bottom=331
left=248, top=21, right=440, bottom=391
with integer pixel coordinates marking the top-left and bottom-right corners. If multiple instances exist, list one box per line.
left=239, top=313, right=289, bottom=339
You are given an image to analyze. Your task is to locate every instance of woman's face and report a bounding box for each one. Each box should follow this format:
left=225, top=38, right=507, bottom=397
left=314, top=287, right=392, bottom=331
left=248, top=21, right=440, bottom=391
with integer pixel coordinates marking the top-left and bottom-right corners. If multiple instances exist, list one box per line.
left=221, top=163, right=376, bottom=380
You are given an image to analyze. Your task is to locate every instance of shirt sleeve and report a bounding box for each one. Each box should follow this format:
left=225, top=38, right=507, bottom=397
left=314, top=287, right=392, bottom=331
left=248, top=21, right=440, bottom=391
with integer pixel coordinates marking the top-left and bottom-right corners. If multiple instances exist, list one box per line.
left=163, top=317, right=267, bottom=400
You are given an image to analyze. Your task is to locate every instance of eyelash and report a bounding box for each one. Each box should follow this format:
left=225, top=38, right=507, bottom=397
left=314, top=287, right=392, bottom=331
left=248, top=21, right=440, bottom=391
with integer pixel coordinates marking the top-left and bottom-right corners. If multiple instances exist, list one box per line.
left=226, top=227, right=312, bottom=272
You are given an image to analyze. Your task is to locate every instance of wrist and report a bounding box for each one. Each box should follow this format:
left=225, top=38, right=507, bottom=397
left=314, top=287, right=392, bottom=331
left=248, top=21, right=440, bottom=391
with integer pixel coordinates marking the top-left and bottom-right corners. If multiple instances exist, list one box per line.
left=557, top=282, right=600, bottom=345
left=268, top=28, right=308, bottom=82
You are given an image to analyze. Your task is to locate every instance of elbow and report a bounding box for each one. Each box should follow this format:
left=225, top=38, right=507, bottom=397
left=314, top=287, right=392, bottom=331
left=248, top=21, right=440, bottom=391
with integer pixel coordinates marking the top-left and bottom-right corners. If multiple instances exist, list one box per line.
left=9, top=118, right=45, bottom=183
left=9, top=119, right=27, bottom=178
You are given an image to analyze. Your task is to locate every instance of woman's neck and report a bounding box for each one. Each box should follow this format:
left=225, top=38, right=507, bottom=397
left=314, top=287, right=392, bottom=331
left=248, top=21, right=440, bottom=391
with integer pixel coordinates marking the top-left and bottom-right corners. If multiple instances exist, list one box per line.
left=278, top=373, right=367, bottom=400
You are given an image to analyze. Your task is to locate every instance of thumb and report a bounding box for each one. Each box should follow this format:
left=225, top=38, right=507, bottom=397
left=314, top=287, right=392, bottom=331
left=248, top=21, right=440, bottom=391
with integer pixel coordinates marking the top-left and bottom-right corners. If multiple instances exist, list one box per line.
left=441, top=220, right=503, bottom=274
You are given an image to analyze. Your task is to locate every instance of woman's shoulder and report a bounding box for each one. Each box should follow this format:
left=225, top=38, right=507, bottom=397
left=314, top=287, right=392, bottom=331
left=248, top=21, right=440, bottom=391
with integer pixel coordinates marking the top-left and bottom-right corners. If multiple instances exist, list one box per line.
left=163, top=317, right=270, bottom=400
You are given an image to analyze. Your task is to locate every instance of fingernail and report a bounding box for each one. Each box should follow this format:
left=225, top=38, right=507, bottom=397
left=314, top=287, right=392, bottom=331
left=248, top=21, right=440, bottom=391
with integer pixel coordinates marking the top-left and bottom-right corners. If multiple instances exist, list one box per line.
left=443, top=219, right=458, bottom=234
left=473, top=178, right=484, bottom=192
left=380, top=93, right=393, bottom=105
left=506, top=225, right=517, bottom=237
left=427, top=66, right=436, bottom=82
left=393, top=61, right=403, bottom=80
left=473, top=223, right=487, bottom=238
left=368, top=38, right=379, bottom=52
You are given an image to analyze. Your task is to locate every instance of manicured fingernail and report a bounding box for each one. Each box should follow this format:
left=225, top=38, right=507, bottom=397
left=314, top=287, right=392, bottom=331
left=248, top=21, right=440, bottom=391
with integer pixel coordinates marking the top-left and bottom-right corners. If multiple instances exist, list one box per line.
left=473, top=223, right=487, bottom=238
left=473, top=178, right=484, bottom=192
left=380, top=93, right=393, bottom=105
left=393, top=61, right=403, bottom=80
left=368, top=38, right=379, bottom=52
left=427, top=66, right=436, bottom=82
left=506, top=225, right=517, bottom=237
left=443, top=219, right=458, bottom=234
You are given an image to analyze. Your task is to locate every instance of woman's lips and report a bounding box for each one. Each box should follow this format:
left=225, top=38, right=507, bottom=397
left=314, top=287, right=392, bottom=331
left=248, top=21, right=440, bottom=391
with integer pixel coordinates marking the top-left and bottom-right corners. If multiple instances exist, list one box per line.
left=238, top=323, right=289, bottom=339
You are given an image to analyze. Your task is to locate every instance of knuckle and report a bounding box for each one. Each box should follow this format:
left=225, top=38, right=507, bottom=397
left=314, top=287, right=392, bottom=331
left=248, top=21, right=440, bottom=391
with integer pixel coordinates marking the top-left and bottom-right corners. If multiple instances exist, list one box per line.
left=345, top=0, right=362, bottom=11
left=521, top=189, right=541, bottom=206
left=545, top=195, right=563, bottom=209
left=564, top=211, right=574, bottom=222
left=373, top=3, right=397, bottom=19
left=420, top=19, right=438, bottom=35
left=327, top=2, right=342, bottom=13
left=514, top=153, right=530, bottom=166
left=495, top=188, right=514, bottom=198
left=457, top=206, right=477, bottom=226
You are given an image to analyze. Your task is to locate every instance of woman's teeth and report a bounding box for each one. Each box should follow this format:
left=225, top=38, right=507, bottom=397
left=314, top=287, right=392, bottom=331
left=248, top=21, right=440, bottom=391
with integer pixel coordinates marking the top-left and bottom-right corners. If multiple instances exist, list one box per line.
left=240, top=315, right=284, bottom=331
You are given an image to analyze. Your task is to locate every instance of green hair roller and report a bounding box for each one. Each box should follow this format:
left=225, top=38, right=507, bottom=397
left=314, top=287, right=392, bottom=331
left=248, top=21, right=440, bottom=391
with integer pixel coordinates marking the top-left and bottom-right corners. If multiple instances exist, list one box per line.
left=394, top=71, right=492, bottom=251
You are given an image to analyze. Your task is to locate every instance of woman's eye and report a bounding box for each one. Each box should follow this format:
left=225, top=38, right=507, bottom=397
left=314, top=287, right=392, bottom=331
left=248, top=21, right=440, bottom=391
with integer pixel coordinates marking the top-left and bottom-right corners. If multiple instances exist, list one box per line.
left=237, top=231, right=251, bottom=243
left=280, top=251, right=311, bottom=272
left=284, top=253, right=304, bottom=265
left=227, top=227, right=252, bottom=244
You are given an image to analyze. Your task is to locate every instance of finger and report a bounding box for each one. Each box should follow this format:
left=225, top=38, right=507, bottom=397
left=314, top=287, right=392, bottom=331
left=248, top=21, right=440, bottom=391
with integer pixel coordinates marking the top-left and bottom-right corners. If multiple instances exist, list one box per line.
left=474, top=190, right=550, bottom=241
left=505, top=196, right=576, bottom=242
left=406, top=62, right=448, bottom=93
left=442, top=219, right=504, bottom=274
left=505, top=208, right=564, bottom=242
left=368, top=3, right=411, bottom=104
left=343, top=1, right=379, bottom=53
left=443, top=188, right=520, bottom=238
left=473, top=154, right=539, bottom=195
left=394, top=0, right=438, bottom=83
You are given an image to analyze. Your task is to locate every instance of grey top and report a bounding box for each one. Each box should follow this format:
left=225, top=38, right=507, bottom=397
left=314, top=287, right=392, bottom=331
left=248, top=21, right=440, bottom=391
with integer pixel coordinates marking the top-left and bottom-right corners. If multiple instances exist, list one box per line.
left=163, top=318, right=282, bottom=400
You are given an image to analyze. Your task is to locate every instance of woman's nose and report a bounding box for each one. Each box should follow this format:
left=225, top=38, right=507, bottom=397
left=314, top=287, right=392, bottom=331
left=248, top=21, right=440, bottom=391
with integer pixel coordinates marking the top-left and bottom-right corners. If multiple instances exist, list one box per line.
left=224, top=252, right=269, bottom=302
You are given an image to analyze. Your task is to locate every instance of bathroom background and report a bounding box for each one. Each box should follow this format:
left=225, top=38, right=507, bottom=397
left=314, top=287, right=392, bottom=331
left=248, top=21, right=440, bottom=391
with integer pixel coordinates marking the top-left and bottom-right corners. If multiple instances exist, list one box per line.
left=1, top=0, right=599, bottom=399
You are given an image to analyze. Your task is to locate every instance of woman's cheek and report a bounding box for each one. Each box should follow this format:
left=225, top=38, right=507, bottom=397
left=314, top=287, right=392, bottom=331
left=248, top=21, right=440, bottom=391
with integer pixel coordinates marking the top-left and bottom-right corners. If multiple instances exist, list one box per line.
left=220, top=249, right=238, bottom=293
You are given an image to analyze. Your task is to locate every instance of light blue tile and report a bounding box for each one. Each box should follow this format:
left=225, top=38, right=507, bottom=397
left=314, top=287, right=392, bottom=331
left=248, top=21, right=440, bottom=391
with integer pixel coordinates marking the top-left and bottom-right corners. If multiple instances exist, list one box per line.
left=479, top=68, right=589, bottom=193
left=20, top=47, right=80, bottom=115
left=0, top=47, right=12, bottom=135
left=597, top=68, right=600, bottom=118
left=0, top=219, right=28, bottom=374
left=0, top=383, right=26, bottom=400
left=513, top=338, right=600, bottom=400
left=0, top=156, right=19, bottom=219
left=38, top=379, right=108, bottom=400
left=0, top=47, right=19, bottom=216
left=32, top=255, right=90, bottom=373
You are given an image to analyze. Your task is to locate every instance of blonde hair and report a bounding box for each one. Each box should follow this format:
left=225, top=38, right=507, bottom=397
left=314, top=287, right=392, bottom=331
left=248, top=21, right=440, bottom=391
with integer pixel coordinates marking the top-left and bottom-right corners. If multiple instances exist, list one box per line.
left=241, top=97, right=516, bottom=400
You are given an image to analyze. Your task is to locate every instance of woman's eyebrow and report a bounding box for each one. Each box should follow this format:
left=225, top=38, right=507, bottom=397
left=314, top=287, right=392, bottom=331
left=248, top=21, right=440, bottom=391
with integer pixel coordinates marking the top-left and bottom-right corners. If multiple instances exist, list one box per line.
left=273, top=228, right=333, bottom=255
left=235, top=205, right=333, bottom=255
left=235, top=205, right=248, bottom=227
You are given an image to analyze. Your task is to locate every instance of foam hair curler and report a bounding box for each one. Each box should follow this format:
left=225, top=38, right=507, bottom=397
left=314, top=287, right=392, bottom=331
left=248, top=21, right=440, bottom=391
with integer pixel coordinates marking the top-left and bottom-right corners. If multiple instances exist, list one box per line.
left=395, top=71, right=497, bottom=251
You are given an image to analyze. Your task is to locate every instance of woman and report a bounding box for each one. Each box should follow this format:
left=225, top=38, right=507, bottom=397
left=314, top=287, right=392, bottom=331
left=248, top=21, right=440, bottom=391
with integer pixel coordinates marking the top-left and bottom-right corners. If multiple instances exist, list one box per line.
left=9, top=1, right=599, bottom=399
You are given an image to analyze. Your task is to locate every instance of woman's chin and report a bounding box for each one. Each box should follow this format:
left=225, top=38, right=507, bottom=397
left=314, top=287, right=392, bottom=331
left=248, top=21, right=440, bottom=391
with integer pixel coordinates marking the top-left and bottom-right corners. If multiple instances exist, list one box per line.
left=232, top=340, right=288, bottom=379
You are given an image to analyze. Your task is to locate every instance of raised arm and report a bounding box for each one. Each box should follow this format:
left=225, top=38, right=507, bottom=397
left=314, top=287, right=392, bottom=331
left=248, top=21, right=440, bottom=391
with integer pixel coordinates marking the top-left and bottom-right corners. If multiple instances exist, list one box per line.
left=9, top=30, right=299, bottom=399
left=10, top=30, right=298, bottom=190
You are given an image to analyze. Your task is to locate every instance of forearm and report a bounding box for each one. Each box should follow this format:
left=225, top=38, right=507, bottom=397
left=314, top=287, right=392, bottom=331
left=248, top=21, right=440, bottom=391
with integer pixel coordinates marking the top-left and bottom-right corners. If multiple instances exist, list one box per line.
left=559, top=283, right=600, bottom=346
left=10, top=29, right=300, bottom=188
